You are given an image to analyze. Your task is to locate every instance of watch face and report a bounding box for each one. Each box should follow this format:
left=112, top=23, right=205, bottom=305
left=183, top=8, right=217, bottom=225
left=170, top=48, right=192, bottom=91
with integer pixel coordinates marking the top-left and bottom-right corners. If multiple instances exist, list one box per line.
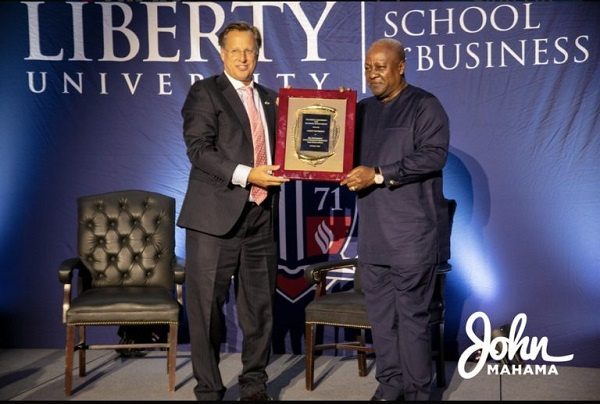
left=375, top=174, right=384, bottom=184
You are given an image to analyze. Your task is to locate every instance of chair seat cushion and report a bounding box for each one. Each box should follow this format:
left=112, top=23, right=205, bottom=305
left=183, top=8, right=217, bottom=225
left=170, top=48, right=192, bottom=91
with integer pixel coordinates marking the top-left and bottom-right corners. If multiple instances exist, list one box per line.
left=67, top=286, right=179, bottom=325
left=305, top=291, right=370, bottom=328
left=305, top=290, right=444, bottom=328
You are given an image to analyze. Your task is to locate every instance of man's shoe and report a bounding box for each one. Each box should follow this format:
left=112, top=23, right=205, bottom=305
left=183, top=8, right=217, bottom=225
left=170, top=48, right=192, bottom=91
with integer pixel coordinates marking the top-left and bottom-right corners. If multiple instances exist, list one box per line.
left=115, top=337, right=147, bottom=358
left=371, top=394, right=404, bottom=401
left=240, top=390, right=273, bottom=401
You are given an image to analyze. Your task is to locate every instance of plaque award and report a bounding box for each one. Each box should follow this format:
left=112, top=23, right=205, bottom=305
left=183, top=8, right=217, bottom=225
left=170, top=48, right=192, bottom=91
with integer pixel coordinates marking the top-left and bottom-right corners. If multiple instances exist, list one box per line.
left=274, top=88, right=357, bottom=181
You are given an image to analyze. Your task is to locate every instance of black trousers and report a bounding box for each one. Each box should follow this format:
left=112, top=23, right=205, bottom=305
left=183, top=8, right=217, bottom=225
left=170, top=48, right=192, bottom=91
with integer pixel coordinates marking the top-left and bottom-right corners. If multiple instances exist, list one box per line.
left=361, top=262, right=437, bottom=401
left=184, top=202, right=278, bottom=401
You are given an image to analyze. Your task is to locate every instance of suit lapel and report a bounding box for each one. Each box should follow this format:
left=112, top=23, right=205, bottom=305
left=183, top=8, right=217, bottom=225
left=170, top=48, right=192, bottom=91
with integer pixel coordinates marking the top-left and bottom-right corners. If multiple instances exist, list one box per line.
left=216, top=74, right=253, bottom=143
left=217, top=74, right=277, bottom=156
left=255, top=84, right=277, bottom=157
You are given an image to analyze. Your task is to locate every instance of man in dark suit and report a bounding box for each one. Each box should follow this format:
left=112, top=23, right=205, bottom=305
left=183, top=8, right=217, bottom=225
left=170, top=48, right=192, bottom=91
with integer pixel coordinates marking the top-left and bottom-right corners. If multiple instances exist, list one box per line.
left=341, top=38, right=450, bottom=401
left=177, top=21, right=288, bottom=401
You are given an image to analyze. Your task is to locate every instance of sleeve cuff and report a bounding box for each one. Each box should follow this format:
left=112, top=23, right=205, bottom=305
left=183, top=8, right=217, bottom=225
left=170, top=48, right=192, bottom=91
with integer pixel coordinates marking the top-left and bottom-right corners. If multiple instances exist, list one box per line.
left=232, top=164, right=252, bottom=188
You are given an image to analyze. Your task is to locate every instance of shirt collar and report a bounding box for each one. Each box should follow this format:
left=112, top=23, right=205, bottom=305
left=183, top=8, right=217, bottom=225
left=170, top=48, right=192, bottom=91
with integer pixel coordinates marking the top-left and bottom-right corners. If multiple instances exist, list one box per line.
left=224, top=71, right=254, bottom=91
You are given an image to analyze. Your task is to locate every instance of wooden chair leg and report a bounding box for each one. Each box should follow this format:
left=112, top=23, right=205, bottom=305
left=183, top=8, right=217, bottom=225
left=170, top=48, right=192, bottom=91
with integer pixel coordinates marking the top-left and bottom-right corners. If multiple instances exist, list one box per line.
left=435, top=322, right=446, bottom=388
left=167, top=323, right=178, bottom=392
left=78, top=325, right=86, bottom=377
left=305, top=322, right=316, bottom=391
left=357, top=330, right=367, bottom=377
left=65, top=325, right=75, bottom=396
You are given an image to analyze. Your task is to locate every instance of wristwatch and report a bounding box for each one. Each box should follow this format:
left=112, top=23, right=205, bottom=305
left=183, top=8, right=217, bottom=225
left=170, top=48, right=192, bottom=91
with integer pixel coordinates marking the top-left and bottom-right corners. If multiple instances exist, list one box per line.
left=374, top=167, right=384, bottom=184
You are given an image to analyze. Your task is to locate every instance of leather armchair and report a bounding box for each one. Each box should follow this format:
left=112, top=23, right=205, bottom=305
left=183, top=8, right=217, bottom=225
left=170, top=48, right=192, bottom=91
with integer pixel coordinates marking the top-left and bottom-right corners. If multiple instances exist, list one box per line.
left=58, top=190, right=185, bottom=395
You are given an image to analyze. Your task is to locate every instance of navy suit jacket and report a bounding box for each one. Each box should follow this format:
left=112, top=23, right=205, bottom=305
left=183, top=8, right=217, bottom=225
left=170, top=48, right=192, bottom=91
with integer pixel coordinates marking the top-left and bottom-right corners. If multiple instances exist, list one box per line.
left=177, top=74, right=279, bottom=236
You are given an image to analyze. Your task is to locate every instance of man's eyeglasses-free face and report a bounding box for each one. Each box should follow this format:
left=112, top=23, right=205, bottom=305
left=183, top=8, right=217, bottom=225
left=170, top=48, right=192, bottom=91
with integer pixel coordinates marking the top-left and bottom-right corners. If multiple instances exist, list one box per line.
left=222, top=49, right=259, bottom=59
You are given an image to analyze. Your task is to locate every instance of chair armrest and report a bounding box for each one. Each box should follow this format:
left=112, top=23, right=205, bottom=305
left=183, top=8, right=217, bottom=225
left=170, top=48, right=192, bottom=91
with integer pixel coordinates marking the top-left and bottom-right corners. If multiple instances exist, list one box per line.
left=59, top=257, right=87, bottom=324
left=173, top=256, right=185, bottom=306
left=304, top=258, right=359, bottom=285
left=437, top=261, right=452, bottom=275
left=58, top=257, right=85, bottom=284
left=174, top=256, right=185, bottom=285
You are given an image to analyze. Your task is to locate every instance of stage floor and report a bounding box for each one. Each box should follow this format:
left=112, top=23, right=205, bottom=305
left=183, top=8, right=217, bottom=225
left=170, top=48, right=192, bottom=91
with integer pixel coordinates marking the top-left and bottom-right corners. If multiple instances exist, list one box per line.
left=1, top=348, right=599, bottom=401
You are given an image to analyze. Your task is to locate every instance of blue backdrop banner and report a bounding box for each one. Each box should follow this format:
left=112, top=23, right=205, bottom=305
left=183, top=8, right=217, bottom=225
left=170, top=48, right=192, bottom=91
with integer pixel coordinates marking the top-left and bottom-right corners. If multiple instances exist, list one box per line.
left=1, top=1, right=599, bottom=368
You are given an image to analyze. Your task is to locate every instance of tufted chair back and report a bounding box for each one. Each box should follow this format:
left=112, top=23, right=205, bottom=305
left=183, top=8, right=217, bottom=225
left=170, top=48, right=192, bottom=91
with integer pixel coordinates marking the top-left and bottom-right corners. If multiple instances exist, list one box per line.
left=78, top=191, right=175, bottom=290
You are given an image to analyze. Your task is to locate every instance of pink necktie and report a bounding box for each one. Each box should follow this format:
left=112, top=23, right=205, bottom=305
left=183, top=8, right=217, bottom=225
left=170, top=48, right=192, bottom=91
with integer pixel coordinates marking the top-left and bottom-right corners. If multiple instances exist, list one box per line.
left=242, top=86, right=268, bottom=205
